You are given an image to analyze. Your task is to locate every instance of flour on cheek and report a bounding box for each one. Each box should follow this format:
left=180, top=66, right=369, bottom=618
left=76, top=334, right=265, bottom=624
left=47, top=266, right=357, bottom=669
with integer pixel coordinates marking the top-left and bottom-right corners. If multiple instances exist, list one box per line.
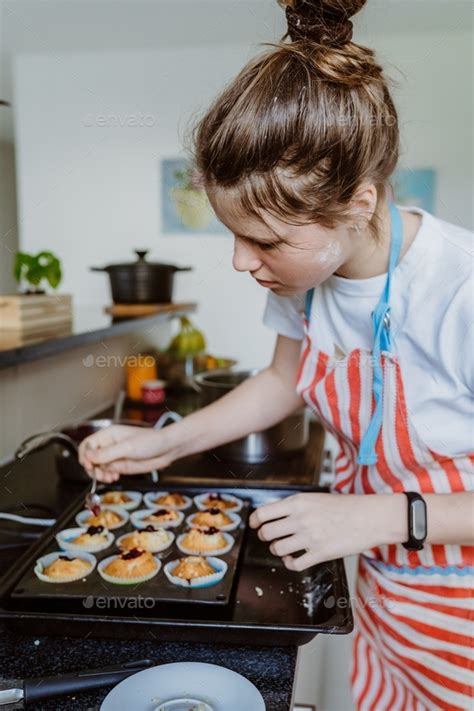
left=307, top=240, right=344, bottom=282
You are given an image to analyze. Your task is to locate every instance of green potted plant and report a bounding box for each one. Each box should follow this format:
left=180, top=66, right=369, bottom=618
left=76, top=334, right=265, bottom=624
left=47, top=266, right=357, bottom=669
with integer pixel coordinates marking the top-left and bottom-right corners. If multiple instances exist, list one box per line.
left=0, top=250, right=71, bottom=333
left=13, top=250, right=62, bottom=293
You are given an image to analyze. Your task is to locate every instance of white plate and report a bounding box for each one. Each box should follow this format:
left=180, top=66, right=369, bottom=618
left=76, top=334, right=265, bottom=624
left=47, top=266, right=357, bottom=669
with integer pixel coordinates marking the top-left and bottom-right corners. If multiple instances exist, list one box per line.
left=144, top=491, right=192, bottom=511
left=185, top=511, right=241, bottom=533
left=75, top=506, right=129, bottom=530
left=176, top=531, right=234, bottom=557
left=131, top=508, right=184, bottom=530
left=35, top=551, right=96, bottom=583
left=99, top=490, right=142, bottom=510
left=56, top=527, right=115, bottom=553
left=100, top=662, right=265, bottom=711
left=193, top=493, right=244, bottom=513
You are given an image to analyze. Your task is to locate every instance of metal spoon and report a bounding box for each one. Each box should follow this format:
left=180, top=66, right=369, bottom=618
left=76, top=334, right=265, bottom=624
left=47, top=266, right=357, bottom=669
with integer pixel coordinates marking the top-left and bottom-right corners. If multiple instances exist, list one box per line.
left=83, top=443, right=101, bottom=515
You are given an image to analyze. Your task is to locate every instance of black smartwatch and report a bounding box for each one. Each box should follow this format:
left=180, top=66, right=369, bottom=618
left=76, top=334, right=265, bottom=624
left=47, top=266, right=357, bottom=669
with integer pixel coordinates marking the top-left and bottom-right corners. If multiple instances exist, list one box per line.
left=402, top=492, right=427, bottom=551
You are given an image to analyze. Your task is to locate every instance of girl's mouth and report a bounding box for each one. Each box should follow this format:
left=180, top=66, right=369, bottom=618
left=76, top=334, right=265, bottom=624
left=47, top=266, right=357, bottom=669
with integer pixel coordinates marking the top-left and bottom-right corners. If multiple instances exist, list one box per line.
left=256, top=278, right=281, bottom=288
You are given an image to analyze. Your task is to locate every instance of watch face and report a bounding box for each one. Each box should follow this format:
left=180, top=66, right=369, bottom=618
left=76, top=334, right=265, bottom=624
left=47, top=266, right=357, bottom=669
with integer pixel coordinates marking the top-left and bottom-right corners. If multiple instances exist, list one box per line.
left=412, top=498, right=427, bottom=540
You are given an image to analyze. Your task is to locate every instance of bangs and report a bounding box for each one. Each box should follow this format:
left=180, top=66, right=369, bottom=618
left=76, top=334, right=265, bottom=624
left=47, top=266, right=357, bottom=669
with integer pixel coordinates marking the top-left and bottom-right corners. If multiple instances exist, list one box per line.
left=206, top=166, right=350, bottom=230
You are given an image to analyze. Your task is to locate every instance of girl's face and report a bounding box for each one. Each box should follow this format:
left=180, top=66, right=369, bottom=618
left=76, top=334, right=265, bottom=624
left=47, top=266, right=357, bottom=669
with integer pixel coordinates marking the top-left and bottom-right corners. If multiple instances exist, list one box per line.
left=208, top=191, right=355, bottom=296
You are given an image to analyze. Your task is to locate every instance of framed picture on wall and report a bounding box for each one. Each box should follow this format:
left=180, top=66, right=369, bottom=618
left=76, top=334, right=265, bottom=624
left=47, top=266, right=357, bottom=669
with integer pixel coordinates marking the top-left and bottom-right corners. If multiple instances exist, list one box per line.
left=393, top=167, right=436, bottom=213
left=160, top=157, right=230, bottom=236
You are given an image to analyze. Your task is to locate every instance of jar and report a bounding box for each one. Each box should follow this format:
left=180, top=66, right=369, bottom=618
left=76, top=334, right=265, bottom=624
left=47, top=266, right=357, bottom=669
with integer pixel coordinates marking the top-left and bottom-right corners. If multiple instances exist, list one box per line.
left=141, top=379, right=166, bottom=405
left=126, top=355, right=157, bottom=401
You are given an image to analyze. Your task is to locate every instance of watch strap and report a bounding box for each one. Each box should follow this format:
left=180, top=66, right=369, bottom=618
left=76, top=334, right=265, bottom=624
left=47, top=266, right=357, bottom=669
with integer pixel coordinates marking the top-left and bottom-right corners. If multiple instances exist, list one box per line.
left=402, top=492, right=427, bottom=551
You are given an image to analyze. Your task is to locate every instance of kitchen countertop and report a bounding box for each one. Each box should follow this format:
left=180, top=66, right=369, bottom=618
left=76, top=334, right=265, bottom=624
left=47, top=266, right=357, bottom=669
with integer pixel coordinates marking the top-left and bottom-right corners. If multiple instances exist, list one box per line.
left=0, top=302, right=196, bottom=370
left=0, top=393, right=325, bottom=710
left=0, top=626, right=296, bottom=710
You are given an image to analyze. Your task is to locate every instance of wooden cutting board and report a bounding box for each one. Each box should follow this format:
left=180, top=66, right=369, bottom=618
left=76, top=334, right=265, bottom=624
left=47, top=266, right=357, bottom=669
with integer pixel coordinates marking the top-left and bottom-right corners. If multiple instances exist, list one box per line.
left=104, top=302, right=197, bottom=317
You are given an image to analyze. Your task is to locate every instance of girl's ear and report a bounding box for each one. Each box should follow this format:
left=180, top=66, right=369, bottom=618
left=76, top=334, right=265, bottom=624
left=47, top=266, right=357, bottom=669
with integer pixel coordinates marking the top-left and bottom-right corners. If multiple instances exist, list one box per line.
left=350, top=183, right=378, bottom=227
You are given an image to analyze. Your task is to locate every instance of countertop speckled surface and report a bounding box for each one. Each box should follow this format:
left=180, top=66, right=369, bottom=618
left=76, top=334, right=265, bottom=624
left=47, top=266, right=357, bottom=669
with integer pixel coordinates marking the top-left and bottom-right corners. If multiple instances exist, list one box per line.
left=0, top=624, right=296, bottom=710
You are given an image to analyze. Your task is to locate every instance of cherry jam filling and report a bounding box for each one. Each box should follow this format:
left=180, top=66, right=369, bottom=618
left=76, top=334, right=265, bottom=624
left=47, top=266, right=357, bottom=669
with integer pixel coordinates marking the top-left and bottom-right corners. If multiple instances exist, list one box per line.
left=86, top=525, right=104, bottom=536
left=121, top=548, right=143, bottom=560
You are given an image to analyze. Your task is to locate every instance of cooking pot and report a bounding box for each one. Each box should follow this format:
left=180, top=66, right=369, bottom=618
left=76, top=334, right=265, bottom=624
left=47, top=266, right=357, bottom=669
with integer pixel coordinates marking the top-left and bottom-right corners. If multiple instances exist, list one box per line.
left=91, top=250, right=192, bottom=304
left=194, top=369, right=309, bottom=463
left=15, top=419, right=151, bottom=483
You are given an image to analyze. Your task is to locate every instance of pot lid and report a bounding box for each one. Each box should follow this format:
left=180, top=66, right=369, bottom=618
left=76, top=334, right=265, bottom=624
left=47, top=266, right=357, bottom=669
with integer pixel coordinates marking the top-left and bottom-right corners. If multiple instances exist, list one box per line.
left=91, top=250, right=192, bottom=272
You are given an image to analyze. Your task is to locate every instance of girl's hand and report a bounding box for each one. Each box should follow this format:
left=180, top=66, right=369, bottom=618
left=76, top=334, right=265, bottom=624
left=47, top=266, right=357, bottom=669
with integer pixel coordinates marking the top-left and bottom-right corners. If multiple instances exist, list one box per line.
left=249, top=492, right=407, bottom=571
left=78, top=425, right=178, bottom=483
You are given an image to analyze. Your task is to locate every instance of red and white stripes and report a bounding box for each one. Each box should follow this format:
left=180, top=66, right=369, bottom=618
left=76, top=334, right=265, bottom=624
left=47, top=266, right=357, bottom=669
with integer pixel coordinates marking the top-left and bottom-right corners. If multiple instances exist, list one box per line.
left=296, top=326, right=474, bottom=711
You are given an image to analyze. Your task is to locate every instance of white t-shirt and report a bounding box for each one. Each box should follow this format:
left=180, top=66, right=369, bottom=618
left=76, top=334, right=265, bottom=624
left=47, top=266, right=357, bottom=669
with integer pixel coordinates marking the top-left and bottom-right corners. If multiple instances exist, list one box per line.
left=262, top=206, right=473, bottom=457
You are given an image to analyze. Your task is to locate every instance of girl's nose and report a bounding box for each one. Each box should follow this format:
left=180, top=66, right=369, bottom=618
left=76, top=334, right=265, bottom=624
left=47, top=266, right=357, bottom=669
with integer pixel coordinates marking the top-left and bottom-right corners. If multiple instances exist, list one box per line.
left=232, top=238, right=262, bottom=273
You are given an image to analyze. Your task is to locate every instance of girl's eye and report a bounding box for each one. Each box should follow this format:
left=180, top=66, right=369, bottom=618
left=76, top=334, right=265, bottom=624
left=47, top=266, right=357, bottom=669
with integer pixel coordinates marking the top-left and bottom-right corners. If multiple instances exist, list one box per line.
left=258, top=241, right=279, bottom=251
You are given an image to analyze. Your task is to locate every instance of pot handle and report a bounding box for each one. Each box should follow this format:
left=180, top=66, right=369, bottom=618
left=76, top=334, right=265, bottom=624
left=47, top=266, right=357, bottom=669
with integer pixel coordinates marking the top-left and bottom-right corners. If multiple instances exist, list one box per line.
left=90, top=266, right=107, bottom=272
left=15, top=431, right=78, bottom=460
left=173, top=266, right=193, bottom=272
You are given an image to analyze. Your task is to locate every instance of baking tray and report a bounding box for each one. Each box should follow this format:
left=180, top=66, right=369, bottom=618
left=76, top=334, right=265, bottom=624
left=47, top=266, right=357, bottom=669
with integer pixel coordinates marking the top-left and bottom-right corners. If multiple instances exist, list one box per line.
left=0, top=484, right=353, bottom=646
left=9, top=494, right=249, bottom=610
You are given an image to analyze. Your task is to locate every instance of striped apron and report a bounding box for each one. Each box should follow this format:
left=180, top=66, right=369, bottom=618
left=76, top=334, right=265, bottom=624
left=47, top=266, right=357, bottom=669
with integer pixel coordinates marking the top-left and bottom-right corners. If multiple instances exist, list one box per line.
left=295, top=206, right=474, bottom=710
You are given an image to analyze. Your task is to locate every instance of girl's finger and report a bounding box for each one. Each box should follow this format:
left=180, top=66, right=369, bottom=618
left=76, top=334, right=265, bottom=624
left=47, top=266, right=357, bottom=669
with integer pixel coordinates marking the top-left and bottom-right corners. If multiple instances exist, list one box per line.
left=249, top=497, right=297, bottom=528
left=258, top=517, right=296, bottom=542
left=282, top=550, right=319, bottom=572
left=270, top=535, right=306, bottom=558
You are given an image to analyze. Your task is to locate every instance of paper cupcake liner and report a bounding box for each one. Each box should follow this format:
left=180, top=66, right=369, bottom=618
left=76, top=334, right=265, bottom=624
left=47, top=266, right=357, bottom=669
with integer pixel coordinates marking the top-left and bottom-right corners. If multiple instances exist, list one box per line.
left=56, top=527, right=115, bottom=553
left=97, top=554, right=161, bottom=585
left=185, top=511, right=241, bottom=532
left=143, top=491, right=192, bottom=511
left=116, top=529, right=175, bottom=554
left=164, top=556, right=228, bottom=589
left=75, top=505, right=129, bottom=530
left=131, top=508, right=184, bottom=530
left=35, top=551, right=97, bottom=583
left=99, top=490, right=142, bottom=511
left=176, top=531, right=235, bottom=557
left=193, top=493, right=244, bottom=513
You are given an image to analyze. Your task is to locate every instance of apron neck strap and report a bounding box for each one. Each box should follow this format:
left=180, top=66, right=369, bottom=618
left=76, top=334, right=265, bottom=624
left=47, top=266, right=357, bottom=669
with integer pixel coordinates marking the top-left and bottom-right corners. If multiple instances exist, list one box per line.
left=358, top=201, right=404, bottom=465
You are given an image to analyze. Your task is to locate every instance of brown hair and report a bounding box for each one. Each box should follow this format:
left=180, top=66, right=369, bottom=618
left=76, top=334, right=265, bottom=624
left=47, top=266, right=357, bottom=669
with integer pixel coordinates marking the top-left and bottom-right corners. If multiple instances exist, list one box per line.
left=191, top=0, right=399, bottom=234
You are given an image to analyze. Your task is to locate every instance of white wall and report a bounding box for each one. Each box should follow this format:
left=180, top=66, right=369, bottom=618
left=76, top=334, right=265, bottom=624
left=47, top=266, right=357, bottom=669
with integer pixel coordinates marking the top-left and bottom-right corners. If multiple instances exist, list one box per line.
left=13, top=47, right=277, bottom=369
left=12, top=28, right=473, bottom=373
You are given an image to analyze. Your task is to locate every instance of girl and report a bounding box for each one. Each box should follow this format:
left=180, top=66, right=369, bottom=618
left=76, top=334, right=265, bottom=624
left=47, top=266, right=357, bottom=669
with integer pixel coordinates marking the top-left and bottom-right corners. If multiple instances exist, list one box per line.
left=80, top=1, right=473, bottom=708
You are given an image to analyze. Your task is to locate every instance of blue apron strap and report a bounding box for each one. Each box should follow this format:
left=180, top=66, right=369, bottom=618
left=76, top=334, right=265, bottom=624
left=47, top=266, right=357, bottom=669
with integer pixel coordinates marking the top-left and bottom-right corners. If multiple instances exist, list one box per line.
left=357, top=203, right=403, bottom=465
left=304, top=288, right=315, bottom=322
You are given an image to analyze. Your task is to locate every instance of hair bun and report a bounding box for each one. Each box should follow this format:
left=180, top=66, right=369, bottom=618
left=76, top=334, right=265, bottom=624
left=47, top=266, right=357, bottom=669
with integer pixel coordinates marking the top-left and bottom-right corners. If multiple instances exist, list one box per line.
left=281, top=0, right=367, bottom=47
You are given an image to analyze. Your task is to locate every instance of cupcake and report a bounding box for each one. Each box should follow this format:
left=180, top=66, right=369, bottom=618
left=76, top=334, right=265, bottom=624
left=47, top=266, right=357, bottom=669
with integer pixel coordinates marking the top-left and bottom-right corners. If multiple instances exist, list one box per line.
left=35, top=551, right=96, bottom=583
left=116, top=525, right=174, bottom=554
left=144, top=491, right=191, bottom=511
left=56, top=525, right=114, bottom=553
left=131, top=508, right=184, bottom=530
left=76, top=506, right=129, bottom=530
left=100, top=490, right=141, bottom=510
left=98, top=548, right=160, bottom=584
left=177, top=527, right=234, bottom=556
left=164, top=555, right=228, bottom=588
left=187, top=508, right=240, bottom=532
left=194, top=492, right=243, bottom=512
